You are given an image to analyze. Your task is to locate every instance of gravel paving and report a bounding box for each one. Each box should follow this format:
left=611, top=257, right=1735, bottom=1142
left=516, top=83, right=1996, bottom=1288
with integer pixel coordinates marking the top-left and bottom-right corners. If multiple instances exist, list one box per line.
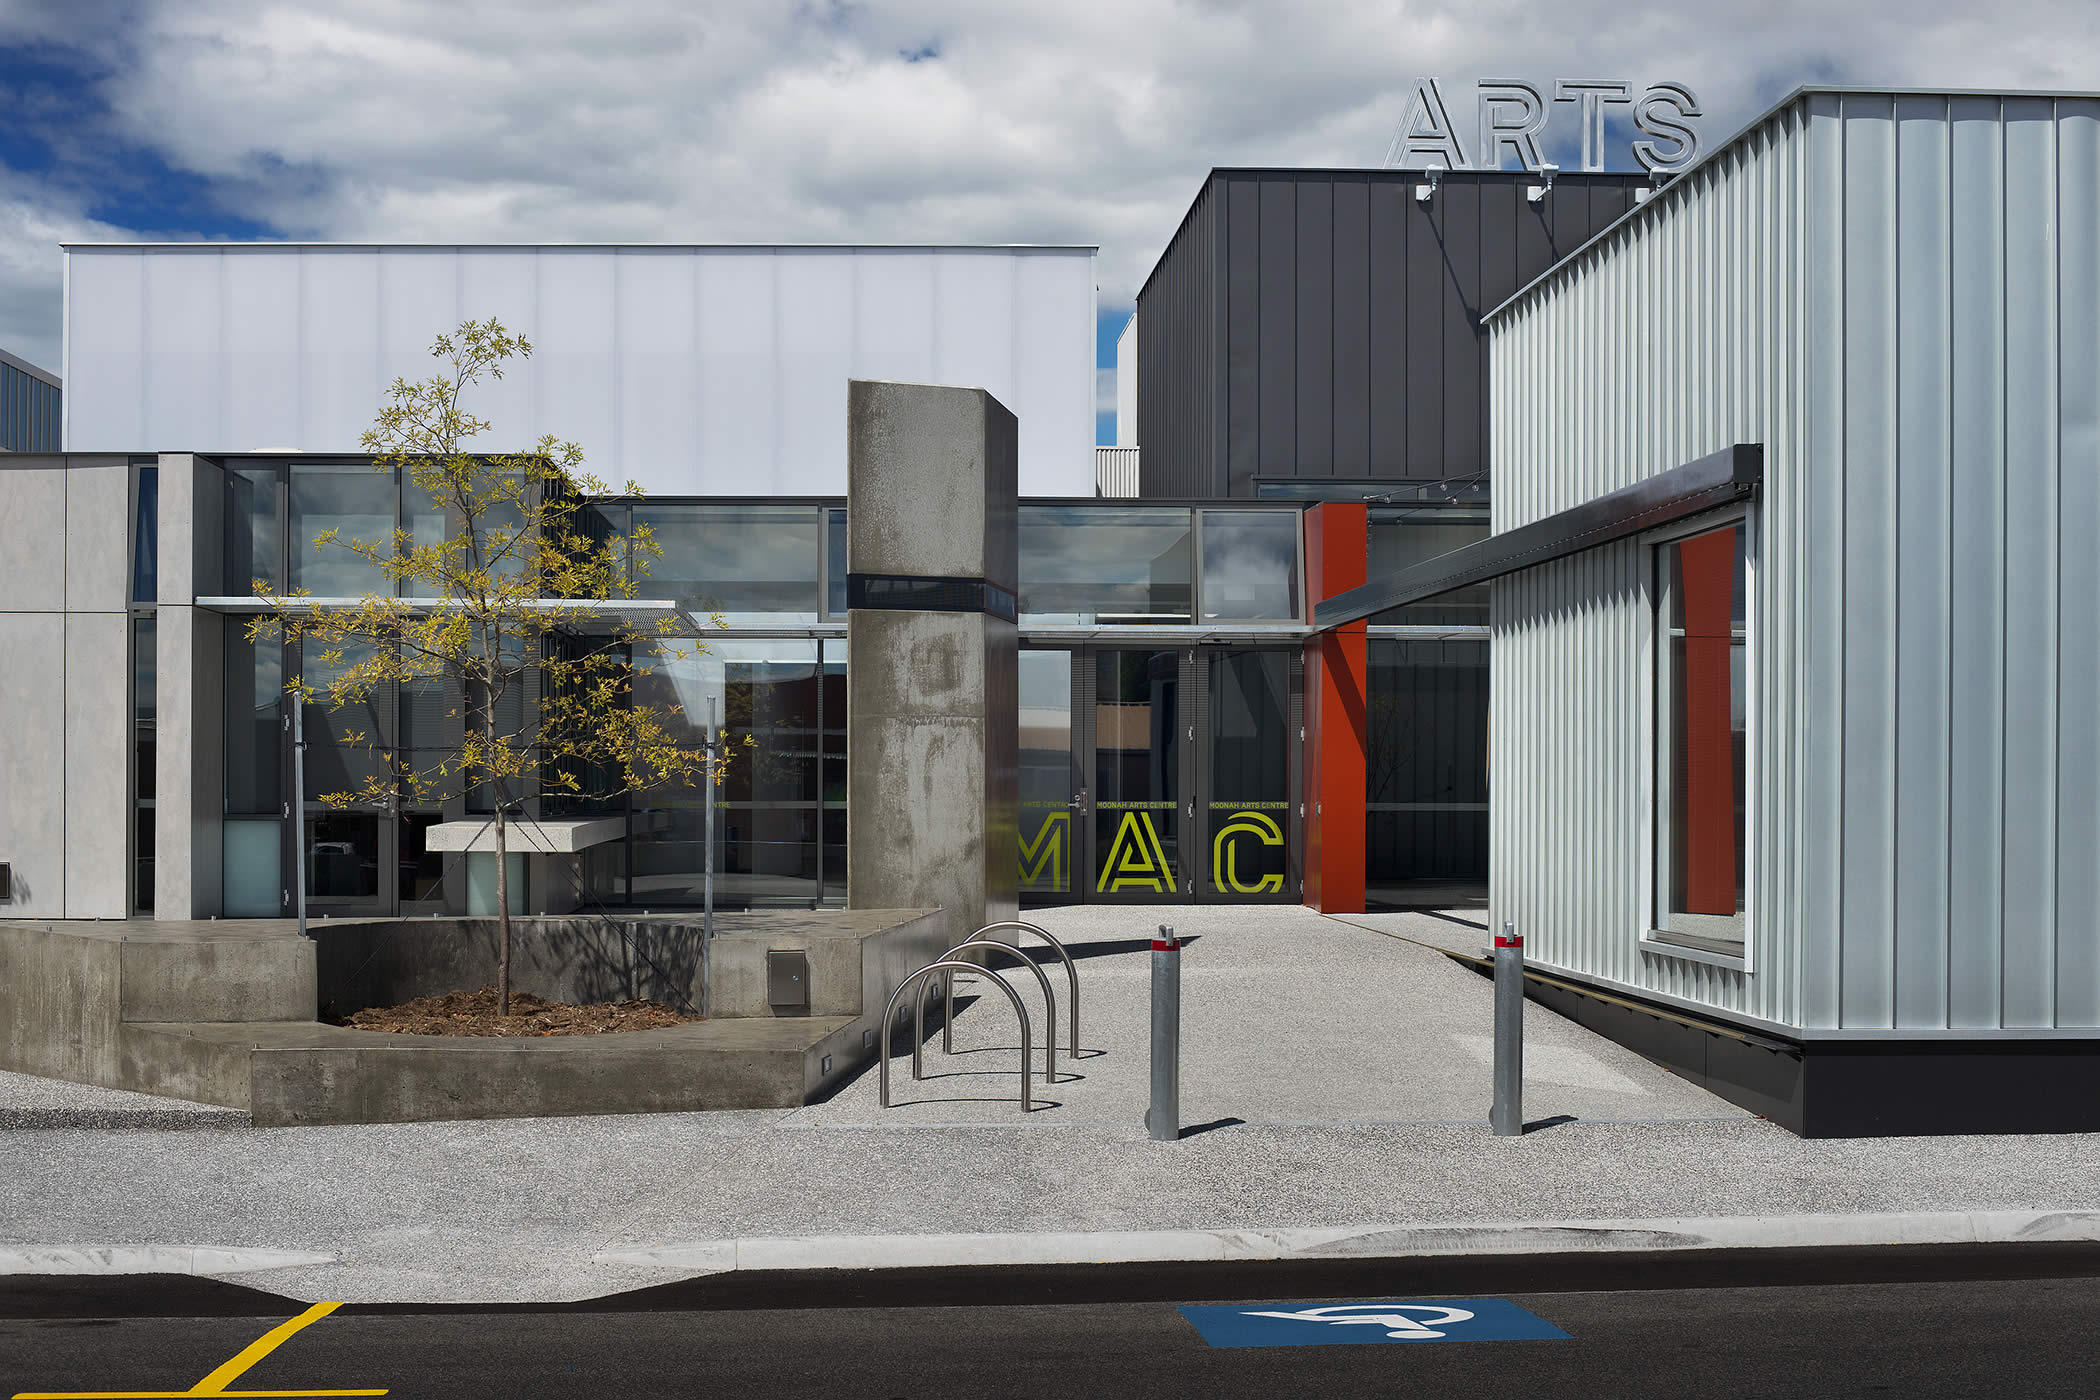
left=3, top=905, right=2096, bottom=1304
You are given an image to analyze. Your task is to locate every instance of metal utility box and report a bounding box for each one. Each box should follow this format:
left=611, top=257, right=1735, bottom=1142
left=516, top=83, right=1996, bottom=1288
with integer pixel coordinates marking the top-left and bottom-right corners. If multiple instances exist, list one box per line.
left=766, top=950, right=810, bottom=1013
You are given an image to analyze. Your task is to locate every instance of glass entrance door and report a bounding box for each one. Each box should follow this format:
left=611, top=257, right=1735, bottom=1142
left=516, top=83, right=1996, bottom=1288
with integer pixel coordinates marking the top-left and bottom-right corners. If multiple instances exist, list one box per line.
left=1019, top=650, right=1079, bottom=899
left=1199, top=649, right=1297, bottom=902
left=1047, top=645, right=1299, bottom=905
left=1090, top=649, right=1184, bottom=900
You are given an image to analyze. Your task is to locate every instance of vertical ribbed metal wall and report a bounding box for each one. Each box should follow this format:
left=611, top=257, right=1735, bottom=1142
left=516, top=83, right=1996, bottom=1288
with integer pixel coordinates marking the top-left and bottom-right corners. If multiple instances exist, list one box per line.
left=1136, top=182, right=1219, bottom=496
left=1490, top=91, right=2100, bottom=1034
left=1137, top=169, right=1646, bottom=499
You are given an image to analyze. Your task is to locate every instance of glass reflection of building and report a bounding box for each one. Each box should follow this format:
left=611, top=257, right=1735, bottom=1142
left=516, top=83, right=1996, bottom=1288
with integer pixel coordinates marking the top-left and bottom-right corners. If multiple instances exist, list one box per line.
left=211, top=462, right=1489, bottom=912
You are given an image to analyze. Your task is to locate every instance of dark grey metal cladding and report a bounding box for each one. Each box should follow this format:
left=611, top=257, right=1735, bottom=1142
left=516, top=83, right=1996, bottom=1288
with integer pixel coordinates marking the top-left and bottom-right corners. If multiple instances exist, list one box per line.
left=1135, top=181, right=1218, bottom=499
left=1312, top=444, right=1763, bottom=630
left=1136, top=169, right=1652, bottom=499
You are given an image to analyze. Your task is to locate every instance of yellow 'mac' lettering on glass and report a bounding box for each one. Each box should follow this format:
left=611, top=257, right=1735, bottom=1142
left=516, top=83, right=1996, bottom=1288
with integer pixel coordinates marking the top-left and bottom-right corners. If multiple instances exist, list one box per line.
left=1212, top=810, right=1285, bottom=895
left=1019, top=811, right=1068, bottom=891
left=1098, top=811, right=1174, bottom=893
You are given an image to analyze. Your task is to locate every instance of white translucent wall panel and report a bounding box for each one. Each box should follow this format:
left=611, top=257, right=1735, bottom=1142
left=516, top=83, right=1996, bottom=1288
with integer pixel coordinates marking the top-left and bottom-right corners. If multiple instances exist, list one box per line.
left=223, top=248, right=300, bottom=450
left=63, top=245, right=1096, bottom=497
left=64, top=251, right=145, bottom=447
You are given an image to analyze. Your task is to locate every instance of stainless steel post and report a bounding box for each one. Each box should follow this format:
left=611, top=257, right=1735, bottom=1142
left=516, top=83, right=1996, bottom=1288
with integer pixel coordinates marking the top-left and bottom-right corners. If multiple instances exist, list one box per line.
left=1146, top=924, right=1181, bottom=1141
left=291, top=698, right=308, bottom=940
left=701, top=697, right=717, bottom=1019
left=1491, top=920, right=1524, bottom=1137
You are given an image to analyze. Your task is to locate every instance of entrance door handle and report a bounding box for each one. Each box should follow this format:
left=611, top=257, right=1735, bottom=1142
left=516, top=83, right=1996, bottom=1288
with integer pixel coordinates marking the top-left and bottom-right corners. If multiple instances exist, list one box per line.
left=1069, top=789, right=1089, bottom=814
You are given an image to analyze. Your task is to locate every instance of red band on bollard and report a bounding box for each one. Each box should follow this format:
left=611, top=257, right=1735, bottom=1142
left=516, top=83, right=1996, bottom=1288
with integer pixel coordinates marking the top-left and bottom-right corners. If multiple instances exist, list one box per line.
left=1152, top=938, right=1180, bottom=952
left=1494, top=934, right=1522, bottom=949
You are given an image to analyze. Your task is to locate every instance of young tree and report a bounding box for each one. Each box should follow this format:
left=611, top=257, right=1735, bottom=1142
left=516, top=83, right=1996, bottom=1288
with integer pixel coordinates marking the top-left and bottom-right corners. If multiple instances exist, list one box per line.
left=253, top=319, right=725, bottom=1014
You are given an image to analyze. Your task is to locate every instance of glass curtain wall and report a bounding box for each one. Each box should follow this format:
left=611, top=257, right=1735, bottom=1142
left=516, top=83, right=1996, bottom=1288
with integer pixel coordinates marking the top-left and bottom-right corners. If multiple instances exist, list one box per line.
left=1199, top=512, right=1300, bottom=621
left=1365, top=640, right=1489, bottom=898
left=289, top=464, right=395, bottom=596
left=633, top=504, right=821, bottom=624
left=301, top=637, right=389, bottom=904
left=1368, top=506, right=1490, bottom=625
left=224, top=465, right=281, bottom=593
left=1019, top=651, right=1075, bottom=898
left=1021, top=507, right=1192, bottom=623
left=1093, top=649, right=1180, bottom=897
left=132, top=617, right=156, bottom=914
left=1207, top=651, right=1291, bottom=897
left=628, top=639, right=829, bottom=907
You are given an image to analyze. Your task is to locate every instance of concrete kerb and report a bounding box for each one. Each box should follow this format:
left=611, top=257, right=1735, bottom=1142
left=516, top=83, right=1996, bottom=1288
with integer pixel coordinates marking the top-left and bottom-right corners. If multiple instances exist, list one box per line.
left=0, top=1246, right=338, bottom=1276
left=593, top=1210, right=2100, bottom=1276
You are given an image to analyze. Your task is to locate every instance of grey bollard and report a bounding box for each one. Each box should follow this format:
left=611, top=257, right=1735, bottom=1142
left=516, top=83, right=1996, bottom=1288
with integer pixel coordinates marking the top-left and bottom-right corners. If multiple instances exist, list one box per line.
left=1491, top=920, right=1525, bottom=1137
left=1147, top=924, right=1182, bottom=1141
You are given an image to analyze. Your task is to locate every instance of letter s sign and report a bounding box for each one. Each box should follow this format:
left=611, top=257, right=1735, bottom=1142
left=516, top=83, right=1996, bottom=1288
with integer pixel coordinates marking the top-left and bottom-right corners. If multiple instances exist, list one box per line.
left=1632, top=83, right=1703, bottom=174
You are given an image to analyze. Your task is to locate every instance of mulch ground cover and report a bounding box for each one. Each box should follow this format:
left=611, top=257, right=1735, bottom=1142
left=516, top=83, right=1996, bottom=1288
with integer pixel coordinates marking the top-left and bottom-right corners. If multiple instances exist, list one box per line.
left=341, top=986, right=699, bottom=1037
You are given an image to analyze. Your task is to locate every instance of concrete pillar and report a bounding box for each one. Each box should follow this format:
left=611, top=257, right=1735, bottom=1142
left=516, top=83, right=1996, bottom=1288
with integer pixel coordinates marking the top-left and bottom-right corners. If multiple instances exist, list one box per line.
left=156, top=454, right=228, bottom=919
left=844, top=381, right=1019, bottom=951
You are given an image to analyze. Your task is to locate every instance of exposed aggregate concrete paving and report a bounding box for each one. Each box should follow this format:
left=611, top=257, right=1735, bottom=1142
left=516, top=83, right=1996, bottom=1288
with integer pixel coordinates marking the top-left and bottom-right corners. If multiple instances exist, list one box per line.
left=3, top=906, right=2096, bottom=1303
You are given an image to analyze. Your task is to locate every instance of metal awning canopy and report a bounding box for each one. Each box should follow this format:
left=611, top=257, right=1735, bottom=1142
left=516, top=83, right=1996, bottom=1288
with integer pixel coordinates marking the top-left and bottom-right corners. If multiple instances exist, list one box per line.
left=1311, top=444, right=1763, bottom=632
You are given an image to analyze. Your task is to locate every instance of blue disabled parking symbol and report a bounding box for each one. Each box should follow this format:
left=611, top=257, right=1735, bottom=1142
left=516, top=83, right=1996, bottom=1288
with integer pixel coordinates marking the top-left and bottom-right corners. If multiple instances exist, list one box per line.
left=1178, top=1298, right=1570, bottom=1348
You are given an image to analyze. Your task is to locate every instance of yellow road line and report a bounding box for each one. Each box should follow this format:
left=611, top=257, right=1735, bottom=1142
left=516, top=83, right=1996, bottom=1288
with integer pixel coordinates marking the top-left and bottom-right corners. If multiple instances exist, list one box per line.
left=11, top=1300, right=388, bottom=1400
left=14, top=1390, right=387, bottom=1398
left=187, top=1302, right=345, bottom=1394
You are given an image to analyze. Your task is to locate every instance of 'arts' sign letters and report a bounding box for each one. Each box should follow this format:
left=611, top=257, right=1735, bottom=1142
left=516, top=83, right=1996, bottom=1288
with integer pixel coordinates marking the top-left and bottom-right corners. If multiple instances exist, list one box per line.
left=1386, top=78, right=1703, bottom=175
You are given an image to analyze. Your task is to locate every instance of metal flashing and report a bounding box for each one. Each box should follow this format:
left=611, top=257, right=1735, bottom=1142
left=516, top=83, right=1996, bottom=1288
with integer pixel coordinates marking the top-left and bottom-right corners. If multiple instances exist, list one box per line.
left=1312, top=444, right=1761, bottom=631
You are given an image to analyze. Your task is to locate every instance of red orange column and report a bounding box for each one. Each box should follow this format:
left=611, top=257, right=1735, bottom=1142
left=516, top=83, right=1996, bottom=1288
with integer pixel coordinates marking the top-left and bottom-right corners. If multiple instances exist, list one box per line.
left=1302, top=504, right=1367, bottom=912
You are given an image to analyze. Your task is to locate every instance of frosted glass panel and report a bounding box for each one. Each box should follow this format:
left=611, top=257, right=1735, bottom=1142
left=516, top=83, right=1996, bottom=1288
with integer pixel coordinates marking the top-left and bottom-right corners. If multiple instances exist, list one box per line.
left=223, top=820, right=281, bottom=918
left=467, top=852, right=528, bottom=915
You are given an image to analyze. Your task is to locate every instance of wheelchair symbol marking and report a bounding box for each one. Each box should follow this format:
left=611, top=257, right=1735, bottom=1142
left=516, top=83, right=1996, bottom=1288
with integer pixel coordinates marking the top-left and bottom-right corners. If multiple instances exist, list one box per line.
left=1239, top=1303, right=1478, bottom=1339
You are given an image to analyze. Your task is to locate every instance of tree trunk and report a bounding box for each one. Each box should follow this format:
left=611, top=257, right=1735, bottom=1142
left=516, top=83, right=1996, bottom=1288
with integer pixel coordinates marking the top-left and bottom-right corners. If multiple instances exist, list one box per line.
left=494, top=802, right=512, bottom=1017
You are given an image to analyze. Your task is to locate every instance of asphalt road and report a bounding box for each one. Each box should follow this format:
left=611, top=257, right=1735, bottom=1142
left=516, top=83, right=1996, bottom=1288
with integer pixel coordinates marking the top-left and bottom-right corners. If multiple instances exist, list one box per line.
left=7, top=1245, right=2100, bottom=1399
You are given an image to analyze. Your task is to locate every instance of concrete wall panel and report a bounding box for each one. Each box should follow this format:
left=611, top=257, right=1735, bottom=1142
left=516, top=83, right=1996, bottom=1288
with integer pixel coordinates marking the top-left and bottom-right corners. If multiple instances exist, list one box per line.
left=0, top=461, right=67, bottom=612
left=0, top=614, right=67, bottom=916
left=64, top=611, right=131, bottom=918
left=64, top=461, right=130, bottom=613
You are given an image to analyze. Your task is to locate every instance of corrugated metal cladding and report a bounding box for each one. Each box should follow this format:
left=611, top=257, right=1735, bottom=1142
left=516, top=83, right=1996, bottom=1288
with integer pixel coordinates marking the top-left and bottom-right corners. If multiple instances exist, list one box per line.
left=1094, top=446, right=1140, bottom=497
left=1136, top=169, right=1648, bottom=499
left=1136, top=186, right=1215, bottom=497
left=0, top=353, right=62, bottom=453
left=61, top=245, right=1097, bottom=498
left=1489, top=90, right=2100, bottom=1035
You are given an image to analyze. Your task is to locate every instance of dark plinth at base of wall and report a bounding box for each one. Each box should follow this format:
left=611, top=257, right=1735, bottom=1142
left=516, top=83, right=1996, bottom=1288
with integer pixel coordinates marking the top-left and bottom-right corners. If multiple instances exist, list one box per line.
left=1515, top=969, right=2100, bottom=1138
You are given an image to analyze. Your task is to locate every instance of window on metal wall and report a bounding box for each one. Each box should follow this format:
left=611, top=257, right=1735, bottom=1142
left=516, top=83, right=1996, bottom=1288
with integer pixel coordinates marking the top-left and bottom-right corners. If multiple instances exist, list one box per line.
left=1653, top=519, right=1749, bottom=956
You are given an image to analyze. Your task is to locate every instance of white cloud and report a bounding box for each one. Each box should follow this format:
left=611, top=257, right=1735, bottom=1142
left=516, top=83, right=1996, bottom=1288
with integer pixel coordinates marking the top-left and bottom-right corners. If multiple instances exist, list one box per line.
left=8, top=0, right=2100, bottom=375
left=0, top=179, right=137, bottom=374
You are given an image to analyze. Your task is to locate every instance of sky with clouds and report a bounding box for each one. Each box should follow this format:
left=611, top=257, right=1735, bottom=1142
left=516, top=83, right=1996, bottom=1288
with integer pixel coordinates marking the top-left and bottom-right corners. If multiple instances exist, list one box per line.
left=4, top=0, right=2098, bottom=439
